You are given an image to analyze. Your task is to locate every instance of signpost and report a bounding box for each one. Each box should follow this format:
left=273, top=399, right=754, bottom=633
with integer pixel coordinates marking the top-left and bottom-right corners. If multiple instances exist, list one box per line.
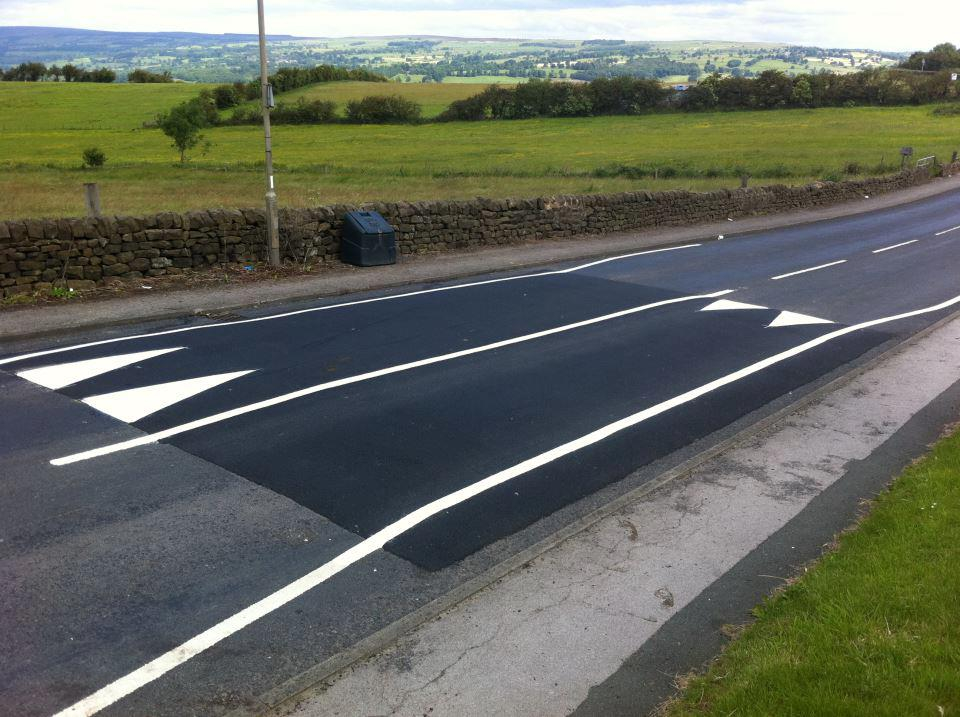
left=900, top=146, right=913, bottom=170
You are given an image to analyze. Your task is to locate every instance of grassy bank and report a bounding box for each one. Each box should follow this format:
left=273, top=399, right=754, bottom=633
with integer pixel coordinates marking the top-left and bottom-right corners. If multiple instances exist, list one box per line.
left=668, top=425, right=960, bottom=716
left=1, top=82, right=959, bottom=218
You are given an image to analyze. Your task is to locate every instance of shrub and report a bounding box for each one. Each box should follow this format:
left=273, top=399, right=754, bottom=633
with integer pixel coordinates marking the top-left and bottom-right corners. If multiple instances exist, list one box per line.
left=82, top=147, right=106, bottom=168
left=274, top=98, right=337, bottom=124
left=128, top=69, right=173, bottom=83
left=225, top=98, right=338, bottom=125
left=345, top=95, right=422, bottom=123
left=932, top=104, right=960, bottom=116
left=212, top=84, right=241, bottom=109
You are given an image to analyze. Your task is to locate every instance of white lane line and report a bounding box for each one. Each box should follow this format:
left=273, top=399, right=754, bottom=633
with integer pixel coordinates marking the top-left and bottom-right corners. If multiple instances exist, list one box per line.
left=52, top=290, right=960, bottom=717
left=50, top=290, right=732, bottom=466
left=770, top=260, right=847, bottom=281
left=16, top=348, right=184, bottom=390
left=934, top=224, right=960, bottom=236
left=83, top=370, right=256, bottom=424
left=872, top=239, right=918, bottom=254
left=0, top=244, right=701, bottom=368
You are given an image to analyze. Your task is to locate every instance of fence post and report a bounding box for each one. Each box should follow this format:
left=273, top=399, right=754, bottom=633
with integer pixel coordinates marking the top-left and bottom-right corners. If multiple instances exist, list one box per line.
left=740, top=174, right=750, bottom=188
left=84, top=183, right=102, bottom=218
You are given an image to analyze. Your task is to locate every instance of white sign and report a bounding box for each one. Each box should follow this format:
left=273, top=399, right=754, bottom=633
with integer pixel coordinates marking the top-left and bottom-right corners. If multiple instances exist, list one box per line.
left=953, top=73, right=959, bottom=81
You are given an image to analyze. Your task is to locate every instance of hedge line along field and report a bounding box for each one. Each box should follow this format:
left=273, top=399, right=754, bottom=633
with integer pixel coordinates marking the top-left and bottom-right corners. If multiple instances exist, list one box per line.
left=1, top=81, right=959, bottom=218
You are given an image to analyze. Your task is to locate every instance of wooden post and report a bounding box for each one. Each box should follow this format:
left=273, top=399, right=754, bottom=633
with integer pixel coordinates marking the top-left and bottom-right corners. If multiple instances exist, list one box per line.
left=740, top=174, right=750, bottom=188
left=84, top=183, right=101, bottom=217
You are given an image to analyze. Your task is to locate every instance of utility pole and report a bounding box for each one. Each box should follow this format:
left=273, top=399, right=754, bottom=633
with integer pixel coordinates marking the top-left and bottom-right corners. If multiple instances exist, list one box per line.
left=257, top=0, right=281, bottom=266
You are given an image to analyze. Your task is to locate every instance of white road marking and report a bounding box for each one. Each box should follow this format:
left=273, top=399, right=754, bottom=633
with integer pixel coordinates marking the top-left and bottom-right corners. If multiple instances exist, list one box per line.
left=770, top=260, right=847, bottom=281
left=934, top=224, right=960, bottom=236
left=767, top=310, right=834, bottom=328
left=16, top=348, right=184, bottom=390
left=700, top=299, right=767, bottom=312
left=50, top=290, right=733, bottom=466
left=52, top=291, right=960, bottom=717
left=82, top=371, right=255, bottom=424
left=0, top=244, right=701, bottom=368
left=872, top=239, right=918, bottom=254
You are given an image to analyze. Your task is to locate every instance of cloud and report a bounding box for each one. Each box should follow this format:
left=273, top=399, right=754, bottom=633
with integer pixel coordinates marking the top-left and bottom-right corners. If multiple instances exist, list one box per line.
left=0, top=0, right=953, bottom=51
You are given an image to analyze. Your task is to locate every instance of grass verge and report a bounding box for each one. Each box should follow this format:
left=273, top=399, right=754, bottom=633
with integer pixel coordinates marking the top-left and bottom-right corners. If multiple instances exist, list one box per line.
left=666, top=425, right=960, bottom=716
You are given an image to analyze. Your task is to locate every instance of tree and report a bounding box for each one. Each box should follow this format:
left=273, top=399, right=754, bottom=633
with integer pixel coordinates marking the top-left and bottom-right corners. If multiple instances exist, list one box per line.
left=156, top=96, right=214, bottom=162
left=790, top=76, right=814, bottom=107
left=679, top=83, right=718, bottom=111
left=61, top=64, right=82, bottom=82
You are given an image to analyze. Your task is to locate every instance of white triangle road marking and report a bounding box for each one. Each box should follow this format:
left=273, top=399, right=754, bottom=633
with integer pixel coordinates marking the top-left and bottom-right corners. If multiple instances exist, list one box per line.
left=768, top=310, right=834, bottom=328
left=82, top=370, right=255, bottom=423
left=700, top=299, right=767, bottom=312
left=16, top=348, right=184, bottom=390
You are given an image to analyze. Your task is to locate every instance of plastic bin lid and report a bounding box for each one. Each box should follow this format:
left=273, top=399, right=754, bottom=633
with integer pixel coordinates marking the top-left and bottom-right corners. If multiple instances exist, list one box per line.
left=348, top=210, right=394, bottom=235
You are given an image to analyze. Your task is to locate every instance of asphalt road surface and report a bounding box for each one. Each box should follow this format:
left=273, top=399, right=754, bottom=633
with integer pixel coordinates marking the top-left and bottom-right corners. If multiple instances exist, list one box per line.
left=2, top=189, right=960, bottom=716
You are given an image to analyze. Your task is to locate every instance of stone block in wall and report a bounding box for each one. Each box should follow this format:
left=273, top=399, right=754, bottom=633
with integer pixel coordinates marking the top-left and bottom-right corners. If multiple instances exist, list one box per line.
left=25, top=220, right=44, bottom=240
left=103, top=263, right=129, bottom=277
left=9, top=222, right=27, bottom=242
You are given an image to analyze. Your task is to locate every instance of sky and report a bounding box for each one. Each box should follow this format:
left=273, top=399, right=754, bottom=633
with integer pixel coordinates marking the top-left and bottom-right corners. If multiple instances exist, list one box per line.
left=0, top=0, right=955, bottom=52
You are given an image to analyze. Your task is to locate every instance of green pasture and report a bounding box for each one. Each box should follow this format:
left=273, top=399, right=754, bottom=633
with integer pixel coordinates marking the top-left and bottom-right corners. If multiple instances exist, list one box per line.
left=243, top=80, right=491, bottom=119
left=1, top=81, right=959, bottom=218
left=0, top=82, right=213, bottom=132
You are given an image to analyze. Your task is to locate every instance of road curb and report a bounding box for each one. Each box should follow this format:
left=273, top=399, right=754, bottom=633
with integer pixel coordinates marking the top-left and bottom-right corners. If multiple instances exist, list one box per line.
left=231, top=306, right=960, bottom=717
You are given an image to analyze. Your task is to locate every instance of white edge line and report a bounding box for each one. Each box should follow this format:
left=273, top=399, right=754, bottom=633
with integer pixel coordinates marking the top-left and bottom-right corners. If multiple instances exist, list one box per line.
left=0, top=244, right=701, bottom=368
left=52, top=289, right=960, bottom=717
left=872, top=239, right=918, bottom=254
left=50, top=289, right=732, bottom=466
left=770, top=259, right=847, bottom=281
left=934, top=224, right=960, bottom=236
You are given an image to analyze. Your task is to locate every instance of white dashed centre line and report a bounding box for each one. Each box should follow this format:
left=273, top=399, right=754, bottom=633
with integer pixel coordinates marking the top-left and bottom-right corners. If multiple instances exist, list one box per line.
left=770, top=259, right=847, bottom=281
left=935, top=224, right=960, bottom=237
left=872, top=239, right=918, bottom=254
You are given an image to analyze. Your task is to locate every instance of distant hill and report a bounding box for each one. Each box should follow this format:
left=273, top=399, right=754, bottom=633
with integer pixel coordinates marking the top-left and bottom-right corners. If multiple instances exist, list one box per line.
left=0, top=26, right=309, bottom=60
left=0, top=27, right=314, bottom=81
left=0, top=26, right=905, bottom=85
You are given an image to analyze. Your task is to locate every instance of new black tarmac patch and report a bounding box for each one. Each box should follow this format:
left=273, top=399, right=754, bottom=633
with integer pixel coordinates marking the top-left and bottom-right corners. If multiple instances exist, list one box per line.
left=165, top=292, right=888, bottom=570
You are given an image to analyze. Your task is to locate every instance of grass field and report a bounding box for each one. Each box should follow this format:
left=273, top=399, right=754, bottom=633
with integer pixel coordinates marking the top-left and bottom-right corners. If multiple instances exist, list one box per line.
left=244, top=80, right=491, bottom=119
left=0, top=82, right=214, bottom=131
left=1, top=82, right=959, bottom=218
left=667, top=426, right=960, bottom=717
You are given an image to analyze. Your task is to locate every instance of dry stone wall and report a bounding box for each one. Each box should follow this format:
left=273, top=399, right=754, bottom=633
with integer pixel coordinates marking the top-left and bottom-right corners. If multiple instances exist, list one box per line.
left=0, top=167, right=949, bottom=298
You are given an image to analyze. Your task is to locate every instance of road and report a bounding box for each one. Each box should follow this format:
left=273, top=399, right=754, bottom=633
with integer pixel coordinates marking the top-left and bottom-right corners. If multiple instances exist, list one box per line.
left=1, top=189, right=959, bottom=716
